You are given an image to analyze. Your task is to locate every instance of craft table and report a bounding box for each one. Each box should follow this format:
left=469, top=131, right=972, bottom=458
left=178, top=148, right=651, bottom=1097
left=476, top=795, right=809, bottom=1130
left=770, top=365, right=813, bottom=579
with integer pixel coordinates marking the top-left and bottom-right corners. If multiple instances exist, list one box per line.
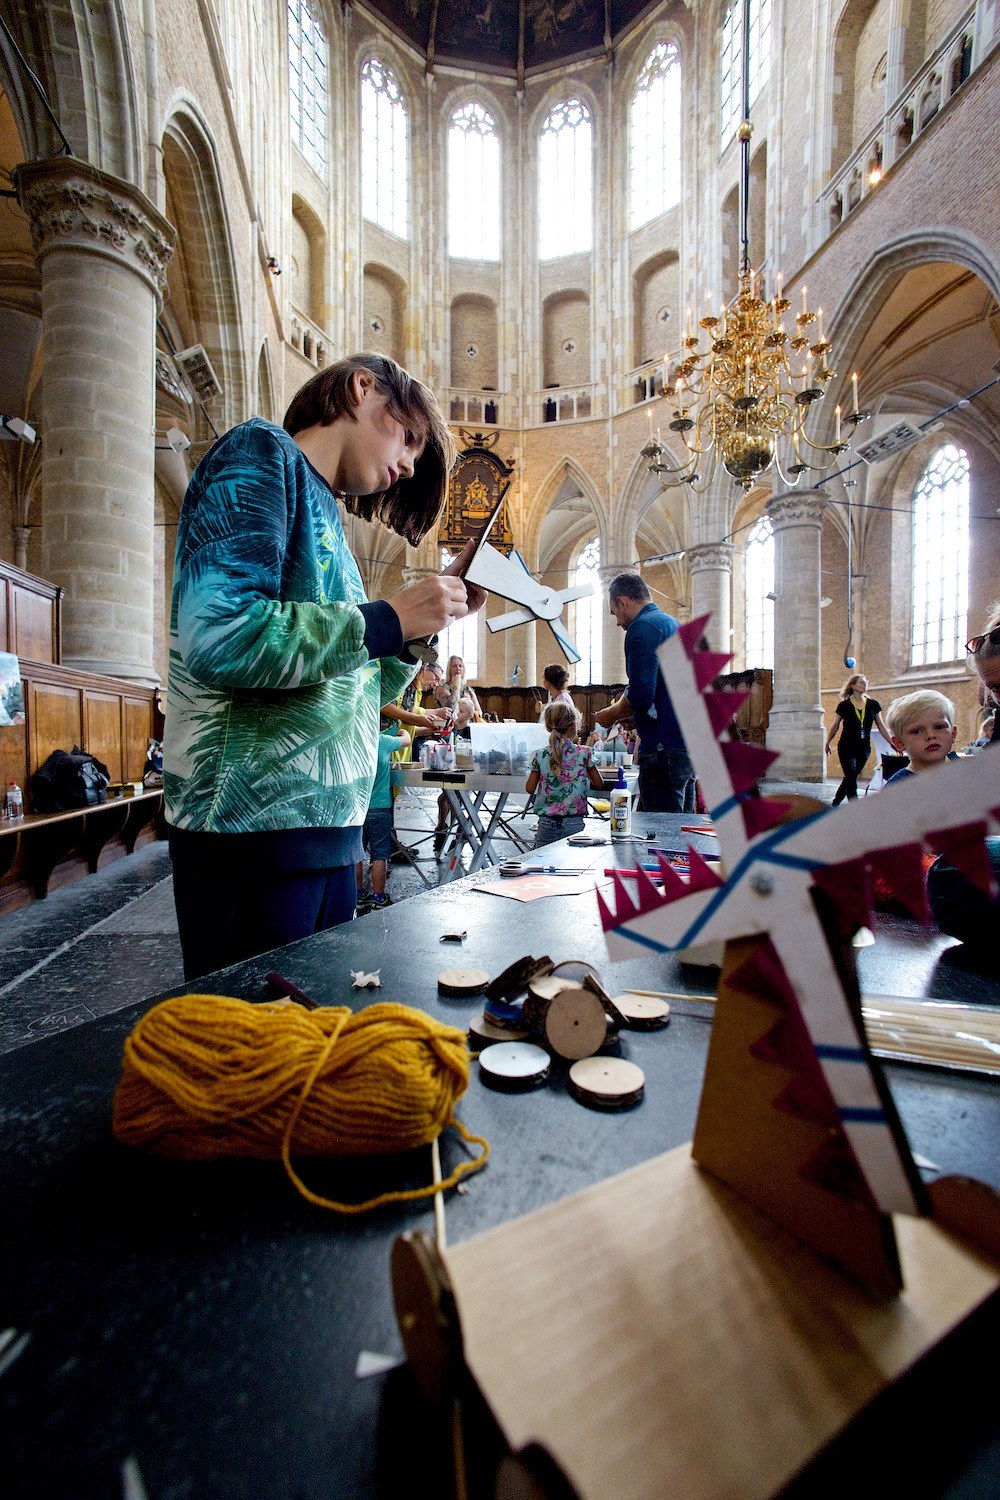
left=391, top=762, right=533, bottom=879
left=1, top=815, right=998, bottom=1499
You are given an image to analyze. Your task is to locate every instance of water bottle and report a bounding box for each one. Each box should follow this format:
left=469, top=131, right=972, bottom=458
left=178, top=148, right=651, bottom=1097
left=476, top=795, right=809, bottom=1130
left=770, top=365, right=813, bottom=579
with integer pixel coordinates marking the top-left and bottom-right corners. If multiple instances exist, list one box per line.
left=6, top=781, right=23, bottom=820
left=610, top=765, right=631, bottom=842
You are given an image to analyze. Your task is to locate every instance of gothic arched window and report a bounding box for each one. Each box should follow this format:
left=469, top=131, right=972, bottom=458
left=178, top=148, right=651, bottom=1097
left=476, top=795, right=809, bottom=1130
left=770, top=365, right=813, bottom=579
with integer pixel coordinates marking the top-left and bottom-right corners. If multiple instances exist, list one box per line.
left=288, top=0, right=328, bottom=177
left=361, top=58, right=408, bottom=239
left=572, top=536, right=603, bottom=684
left=720, top=0, right=772, bottom=148
left=629, top=43, right=682, bottom=231
left=539, top=98, right=592, bottom=260
left=910, top=444, right=970, bottom=666
left=448, top=102, right=501, bottom=261
left=744, top=515, right=774, bottom=669
left=439, top=549, right=480, bottom=677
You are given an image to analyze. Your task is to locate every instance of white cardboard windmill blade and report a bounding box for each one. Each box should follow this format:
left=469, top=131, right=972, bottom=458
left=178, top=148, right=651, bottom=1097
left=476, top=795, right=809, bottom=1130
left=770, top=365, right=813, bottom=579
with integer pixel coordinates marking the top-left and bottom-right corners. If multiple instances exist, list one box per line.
left=464, top=544, right=593, bottom=665
left=597, top=612, right=1000, bottom=1225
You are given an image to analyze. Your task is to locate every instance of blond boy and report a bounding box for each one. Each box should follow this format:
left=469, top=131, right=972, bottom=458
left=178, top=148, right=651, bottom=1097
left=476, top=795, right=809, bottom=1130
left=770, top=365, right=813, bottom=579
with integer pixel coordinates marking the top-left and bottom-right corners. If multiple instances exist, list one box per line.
left=883, top=690, right=959, bottom=780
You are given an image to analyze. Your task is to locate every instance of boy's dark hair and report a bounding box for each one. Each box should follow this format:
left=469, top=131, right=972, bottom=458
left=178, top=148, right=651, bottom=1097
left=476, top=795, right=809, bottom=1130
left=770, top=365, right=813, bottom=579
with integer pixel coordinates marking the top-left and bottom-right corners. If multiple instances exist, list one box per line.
left=283, top=353, right=455, bottom=546
left=543, top=663, right=569, bottom=691
left=608, top=572, right=650, bottom=604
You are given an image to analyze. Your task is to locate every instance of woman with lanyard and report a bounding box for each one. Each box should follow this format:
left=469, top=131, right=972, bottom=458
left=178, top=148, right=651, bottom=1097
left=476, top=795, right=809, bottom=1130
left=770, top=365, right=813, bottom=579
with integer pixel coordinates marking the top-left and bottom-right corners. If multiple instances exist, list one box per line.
left=825, top=673, right=892, bottom=805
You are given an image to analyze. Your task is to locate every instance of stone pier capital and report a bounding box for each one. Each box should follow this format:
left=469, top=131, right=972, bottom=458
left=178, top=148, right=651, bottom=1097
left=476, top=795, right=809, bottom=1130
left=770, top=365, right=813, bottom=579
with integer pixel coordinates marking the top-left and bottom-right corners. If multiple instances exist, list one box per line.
left=766, top=490, right=828, bottom=532
left=686, top=541, right=734, bottom=574
left=16, top=156, right=175, bottom=304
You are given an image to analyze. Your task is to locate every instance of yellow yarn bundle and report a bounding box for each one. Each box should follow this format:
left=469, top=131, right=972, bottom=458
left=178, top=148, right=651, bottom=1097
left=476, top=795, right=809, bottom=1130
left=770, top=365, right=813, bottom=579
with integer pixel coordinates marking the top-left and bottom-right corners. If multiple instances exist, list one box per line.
left=112, top=994, right=490, bottom=1214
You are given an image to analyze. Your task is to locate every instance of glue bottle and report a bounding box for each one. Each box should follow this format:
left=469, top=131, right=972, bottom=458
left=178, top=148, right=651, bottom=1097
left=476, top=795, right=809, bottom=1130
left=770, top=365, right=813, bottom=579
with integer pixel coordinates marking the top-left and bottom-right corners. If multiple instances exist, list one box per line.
left=610, top=765, right=631, bottom=842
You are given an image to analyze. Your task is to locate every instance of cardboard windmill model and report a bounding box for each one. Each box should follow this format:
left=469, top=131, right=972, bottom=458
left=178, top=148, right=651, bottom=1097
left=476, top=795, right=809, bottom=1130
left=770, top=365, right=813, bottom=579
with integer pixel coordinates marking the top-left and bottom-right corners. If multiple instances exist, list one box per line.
left=392, top=614, right=1000, bottom=1500
left=462, top=541, right=594, bottom=664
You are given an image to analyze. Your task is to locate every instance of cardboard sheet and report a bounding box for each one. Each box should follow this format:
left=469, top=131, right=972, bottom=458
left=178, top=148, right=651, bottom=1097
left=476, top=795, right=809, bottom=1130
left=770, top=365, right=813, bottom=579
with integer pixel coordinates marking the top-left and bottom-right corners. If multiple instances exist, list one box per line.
left=444, top=1144, right=1000, bottom=1500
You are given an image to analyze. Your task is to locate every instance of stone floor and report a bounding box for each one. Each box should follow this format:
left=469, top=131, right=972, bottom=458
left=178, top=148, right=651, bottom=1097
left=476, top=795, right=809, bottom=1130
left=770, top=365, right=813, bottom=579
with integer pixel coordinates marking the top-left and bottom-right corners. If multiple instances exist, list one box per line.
left=3, top=773, right=994, bottom=1058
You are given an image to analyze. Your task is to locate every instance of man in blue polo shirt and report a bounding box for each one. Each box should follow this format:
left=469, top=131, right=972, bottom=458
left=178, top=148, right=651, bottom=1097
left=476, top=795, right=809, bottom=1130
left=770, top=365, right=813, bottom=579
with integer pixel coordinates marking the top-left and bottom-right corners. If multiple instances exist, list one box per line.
left=592, top=572, right=695, bottom=812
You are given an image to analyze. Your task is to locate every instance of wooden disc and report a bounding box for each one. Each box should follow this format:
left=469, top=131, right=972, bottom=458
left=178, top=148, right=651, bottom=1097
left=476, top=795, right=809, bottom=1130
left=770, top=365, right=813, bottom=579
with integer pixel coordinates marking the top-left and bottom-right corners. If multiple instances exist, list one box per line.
left=527, top=974, right=576, bottom=1003
left=468, top=1014, right=530, bottom=1046
left=438, top=967, right=489, bottom=998
left=479, top=1042, right=551, bottom=1092
left=550, top=959, right=602, bottom=986
left=541, top=988, right=608, bottom=1061
left=567, top=1056, right=645, bottom=1111
left=611, top=991, right=671, bottom=1030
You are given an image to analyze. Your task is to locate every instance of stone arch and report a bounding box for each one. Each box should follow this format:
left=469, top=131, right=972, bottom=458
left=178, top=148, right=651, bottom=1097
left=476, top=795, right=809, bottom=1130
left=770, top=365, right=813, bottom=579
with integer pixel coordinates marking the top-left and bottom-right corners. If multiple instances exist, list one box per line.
left=831, top=0, right=888, bottom=175
left=633, top=251, right=679, bottom=367
left=290, top=194, right=327, bottom=329
left=542, top=290, right=590, bottom=388
left=525, top=457, right=606, bottom=573
left=161, top=98, right=247, bottom=429
left=0, top=0, right=140, bottom=181
left=617, top=446, right=689, bottom=567
left=363, top=262, right=406, bottom=363
left=450, top=294, right=498, bottom=389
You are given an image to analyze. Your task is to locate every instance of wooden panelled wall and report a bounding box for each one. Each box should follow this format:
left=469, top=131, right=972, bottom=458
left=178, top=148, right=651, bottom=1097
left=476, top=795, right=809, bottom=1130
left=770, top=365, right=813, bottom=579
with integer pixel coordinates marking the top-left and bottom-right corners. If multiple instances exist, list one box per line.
left=0, top=559, right=62, bottom=664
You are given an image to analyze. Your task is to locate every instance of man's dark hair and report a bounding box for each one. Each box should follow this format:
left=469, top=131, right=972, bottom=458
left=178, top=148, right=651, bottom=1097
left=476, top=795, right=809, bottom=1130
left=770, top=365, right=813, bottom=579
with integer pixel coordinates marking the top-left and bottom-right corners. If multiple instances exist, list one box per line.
left=608, top=572, right=650, bottom=604
left=283, top=353, right=455, bottom=546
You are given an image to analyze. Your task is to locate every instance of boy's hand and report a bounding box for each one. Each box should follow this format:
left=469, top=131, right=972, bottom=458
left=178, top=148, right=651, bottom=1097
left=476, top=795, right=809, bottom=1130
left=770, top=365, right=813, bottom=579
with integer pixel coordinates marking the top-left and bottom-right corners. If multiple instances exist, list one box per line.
left=442, top=537, right=487, bottom=614
left=390, top=574, right=474, bottom=641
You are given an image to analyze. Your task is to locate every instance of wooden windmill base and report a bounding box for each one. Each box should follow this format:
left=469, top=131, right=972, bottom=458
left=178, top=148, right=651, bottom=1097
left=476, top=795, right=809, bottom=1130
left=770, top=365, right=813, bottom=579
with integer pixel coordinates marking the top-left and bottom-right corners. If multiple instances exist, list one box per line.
left=393, top=1146, right=1000, bottom=1500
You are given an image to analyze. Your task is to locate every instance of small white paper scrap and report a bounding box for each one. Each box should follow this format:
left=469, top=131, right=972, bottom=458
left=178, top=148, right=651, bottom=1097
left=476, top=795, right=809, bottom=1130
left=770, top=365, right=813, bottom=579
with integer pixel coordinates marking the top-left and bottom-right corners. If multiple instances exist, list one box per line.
left=355, top=1350, right=404, bottom=1379
left=350, top=969, right=382, bottom=988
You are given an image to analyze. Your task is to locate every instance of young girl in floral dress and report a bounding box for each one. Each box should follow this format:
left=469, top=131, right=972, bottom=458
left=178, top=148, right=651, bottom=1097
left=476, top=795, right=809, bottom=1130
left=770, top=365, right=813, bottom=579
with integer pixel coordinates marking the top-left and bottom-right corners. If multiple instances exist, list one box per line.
left=526, top=701, right=604, bottom=848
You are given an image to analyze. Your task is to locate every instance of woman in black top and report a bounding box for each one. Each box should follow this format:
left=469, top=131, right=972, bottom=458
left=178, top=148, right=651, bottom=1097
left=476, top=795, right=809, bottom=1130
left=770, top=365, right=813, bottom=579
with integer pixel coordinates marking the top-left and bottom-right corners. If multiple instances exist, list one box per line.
left=825, top=674, right=893, bottom=804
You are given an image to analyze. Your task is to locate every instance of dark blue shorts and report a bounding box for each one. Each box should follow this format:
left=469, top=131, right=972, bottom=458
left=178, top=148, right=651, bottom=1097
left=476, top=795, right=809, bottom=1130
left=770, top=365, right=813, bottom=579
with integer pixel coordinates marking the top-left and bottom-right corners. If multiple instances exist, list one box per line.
left=362, top=806, right=393, bottom=862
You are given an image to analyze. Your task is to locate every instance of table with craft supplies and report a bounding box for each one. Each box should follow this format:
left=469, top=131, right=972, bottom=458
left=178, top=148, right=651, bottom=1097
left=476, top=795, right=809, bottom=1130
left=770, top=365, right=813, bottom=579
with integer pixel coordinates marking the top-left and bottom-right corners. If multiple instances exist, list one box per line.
left=1, top=814, right=998, bottom=1499
left=391, top=761, right=535, bottom=879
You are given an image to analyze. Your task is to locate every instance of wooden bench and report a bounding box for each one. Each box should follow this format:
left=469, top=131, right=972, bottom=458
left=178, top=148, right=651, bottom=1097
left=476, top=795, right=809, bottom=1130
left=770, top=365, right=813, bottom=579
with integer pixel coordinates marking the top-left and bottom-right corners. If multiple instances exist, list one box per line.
left=0, top=789, right=164, bottom=905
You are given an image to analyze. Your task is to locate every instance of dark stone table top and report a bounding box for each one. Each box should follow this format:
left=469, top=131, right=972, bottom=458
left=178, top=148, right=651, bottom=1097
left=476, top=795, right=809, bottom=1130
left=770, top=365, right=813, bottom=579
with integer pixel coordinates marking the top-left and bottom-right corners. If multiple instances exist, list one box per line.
left=1, top=817, right=998, bottom=1498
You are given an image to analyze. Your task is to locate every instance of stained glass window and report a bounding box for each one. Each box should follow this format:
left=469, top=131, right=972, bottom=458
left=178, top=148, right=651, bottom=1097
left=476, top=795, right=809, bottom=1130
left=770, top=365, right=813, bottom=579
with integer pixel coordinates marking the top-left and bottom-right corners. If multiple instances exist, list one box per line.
left=630, top=43, right=682, bottom=231
left=361, top=58, right=408, bottom=238
left=745, top=515, right=774, bottom=669
left=448, top=102, right=501, bottom=261
left=539, top=98, right=592, bottom=260
left=910, top=444, right=969, bottom=665
left=720, top=0, right=771, bottom=148
left=288, top=0, right=328, bottom=176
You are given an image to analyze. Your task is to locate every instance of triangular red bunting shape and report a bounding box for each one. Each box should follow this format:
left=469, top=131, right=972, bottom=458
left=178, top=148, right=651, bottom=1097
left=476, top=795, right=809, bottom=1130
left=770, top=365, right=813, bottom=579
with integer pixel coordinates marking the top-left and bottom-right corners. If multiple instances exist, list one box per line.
left=866, top=843, right=930, bottom=924
left=811, top=859, right=873, bottom=938
left=704, top=688, right=751, bottom=736
left=772, top=1072, right=841, bottom=1128
left=677, top=613, right=712, bottom=657
left=721, top=740, right=781, bottom=794
left=654, top=853, right=690, bottom=901
left=742, top=797, right=792, bottom=839
left=926, top=822, right=996, bottom=897
left=749, top=1012, right=818, bottom=1073
left=693, top=650, right=734, bottom=691
left=633, top=864, right=664, bottom=913
left=611, top=870, right=637, bottom=916
left=596, top=885, right=618, bottom=932
left=727, top=938, right=797, bottom=1008
left=799, top=1134, right=876, bottom=1208
left=686, top=845, right=724, bottom=893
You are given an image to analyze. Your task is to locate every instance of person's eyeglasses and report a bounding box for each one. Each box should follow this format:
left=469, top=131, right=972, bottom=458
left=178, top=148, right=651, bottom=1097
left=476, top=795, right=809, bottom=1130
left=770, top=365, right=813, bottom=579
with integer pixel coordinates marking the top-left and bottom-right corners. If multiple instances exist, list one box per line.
left=966, top=627, right=1000, bottom=654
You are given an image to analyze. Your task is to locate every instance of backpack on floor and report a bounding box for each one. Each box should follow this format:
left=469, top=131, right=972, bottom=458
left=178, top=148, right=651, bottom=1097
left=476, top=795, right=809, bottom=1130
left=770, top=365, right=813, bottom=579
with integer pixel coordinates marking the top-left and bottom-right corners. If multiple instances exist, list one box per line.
left=29, top=747, right=111, bottom=813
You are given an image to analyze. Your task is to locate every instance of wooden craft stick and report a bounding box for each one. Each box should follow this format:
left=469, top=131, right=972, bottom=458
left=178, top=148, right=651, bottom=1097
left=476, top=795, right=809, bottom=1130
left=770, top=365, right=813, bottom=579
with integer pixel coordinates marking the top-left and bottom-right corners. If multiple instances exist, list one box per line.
left=431, top=1135, right=447, bottom=1252
left=623, top=988, right=715, bottom=1003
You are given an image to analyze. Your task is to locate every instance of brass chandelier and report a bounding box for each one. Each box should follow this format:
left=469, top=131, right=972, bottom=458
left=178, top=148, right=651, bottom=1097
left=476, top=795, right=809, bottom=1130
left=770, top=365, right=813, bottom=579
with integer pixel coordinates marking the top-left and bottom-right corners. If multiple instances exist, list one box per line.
left=643, top=1, right=870, bottom=492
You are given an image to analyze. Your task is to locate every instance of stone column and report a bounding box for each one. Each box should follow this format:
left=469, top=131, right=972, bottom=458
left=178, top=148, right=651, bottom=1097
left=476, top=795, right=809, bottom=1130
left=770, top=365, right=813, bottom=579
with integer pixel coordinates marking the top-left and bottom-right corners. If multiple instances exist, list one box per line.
left=686, top=542, right=734, bottom=653
left=598, top=563, right=626, bottom=685
left=17, top=157, right=174, bottom=684
left=765, top=491, right=827, bottom=782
